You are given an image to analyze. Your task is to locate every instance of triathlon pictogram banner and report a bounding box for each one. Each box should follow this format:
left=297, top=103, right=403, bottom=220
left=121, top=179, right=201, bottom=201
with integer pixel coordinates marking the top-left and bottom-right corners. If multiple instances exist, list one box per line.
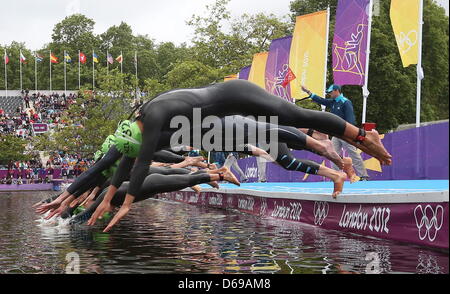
left=332, top=0, right=371, bottom=86
left=265, top=36, right=294, bottom=102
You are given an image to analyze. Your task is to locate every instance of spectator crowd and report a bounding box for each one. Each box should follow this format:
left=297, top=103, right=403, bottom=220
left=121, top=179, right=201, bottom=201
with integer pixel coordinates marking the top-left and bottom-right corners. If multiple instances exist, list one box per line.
left=0, top=91, right=94, bottom=184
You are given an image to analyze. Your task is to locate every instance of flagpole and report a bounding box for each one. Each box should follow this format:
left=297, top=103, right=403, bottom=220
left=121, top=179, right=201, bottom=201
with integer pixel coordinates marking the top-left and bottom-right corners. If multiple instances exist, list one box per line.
left=92, top=50, right=95, bottom=91
left=322, top=7, right=331, bottom=112
left=49, top=50, right=52, bottom=92
left=4, top=50, right=7, bottom=97
left=361, top=0, right=374, bottom=124
left=78, top=50, right=81, bottom=90
left=120, top=50, right=123, bottom=74
left=416, top=0, right=424, bottom=128
left=34, top=51, right=37, bottom=94
left=64, top=50, right=67, bottom=96
left=135, top=51, right=138, bottom=100
left=107, top=50, right=109, bottom=75
left=19, top=50, right=23, bottom=91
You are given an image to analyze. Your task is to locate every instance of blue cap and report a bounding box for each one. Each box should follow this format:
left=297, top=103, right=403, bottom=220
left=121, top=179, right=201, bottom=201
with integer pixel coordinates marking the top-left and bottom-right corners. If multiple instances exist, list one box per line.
left=326, top=84, right=341, bottom=93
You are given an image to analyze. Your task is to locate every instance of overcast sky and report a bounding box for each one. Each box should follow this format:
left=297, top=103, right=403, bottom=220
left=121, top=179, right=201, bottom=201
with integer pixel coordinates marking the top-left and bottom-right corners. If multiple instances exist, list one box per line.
left=0, top=0, right=448, bottom=50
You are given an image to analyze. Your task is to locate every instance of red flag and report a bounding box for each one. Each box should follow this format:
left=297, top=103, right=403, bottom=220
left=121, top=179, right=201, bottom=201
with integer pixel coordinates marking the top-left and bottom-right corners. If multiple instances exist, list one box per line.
left=281, top=67, right=297, bottom=88
left=4, top=52, right=9, bottom=65
left=79, top=52, right=86, bottom=64
left=50, top=53, right=59, bottom=64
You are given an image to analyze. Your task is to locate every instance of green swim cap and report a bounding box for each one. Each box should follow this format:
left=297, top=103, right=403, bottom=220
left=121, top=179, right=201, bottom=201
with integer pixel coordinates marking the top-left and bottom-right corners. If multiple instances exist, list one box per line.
left=101, top=135, right=117, bottom=154
left=114, top=120, right=142, bottom=158
left=94, top=150, right=103, bottom=161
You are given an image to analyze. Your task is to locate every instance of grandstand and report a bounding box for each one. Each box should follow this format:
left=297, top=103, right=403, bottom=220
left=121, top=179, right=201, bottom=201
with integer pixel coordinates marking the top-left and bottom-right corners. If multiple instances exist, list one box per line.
left=0, top=96, right=24, bottom=113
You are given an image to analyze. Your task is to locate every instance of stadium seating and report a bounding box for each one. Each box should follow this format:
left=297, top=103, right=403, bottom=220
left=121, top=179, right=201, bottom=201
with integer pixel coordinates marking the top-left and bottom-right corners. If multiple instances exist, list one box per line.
left=0, top=96, right=23, bottom=113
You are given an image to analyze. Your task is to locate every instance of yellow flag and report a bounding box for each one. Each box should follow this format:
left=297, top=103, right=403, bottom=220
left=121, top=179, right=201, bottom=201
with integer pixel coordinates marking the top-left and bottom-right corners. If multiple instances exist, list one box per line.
left=289, top=10, right=328, bottom=99
left=390, top=0, right=421, bottom=67
left=248, top=52, right=268, bottom=89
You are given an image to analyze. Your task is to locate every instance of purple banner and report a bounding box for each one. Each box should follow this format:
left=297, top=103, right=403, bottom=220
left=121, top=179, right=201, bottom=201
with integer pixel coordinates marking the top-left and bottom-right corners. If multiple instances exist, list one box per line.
left=160, top=191, right=449, bottom=250
left=237, top=122, right=449, bottom=183
left=265, top=36, right=294, bottom=102
left=332, top=0, right=370, bottom=86
left=238, top=65, right=251, bottom=80
left=32, top=123, right=48, bottom=133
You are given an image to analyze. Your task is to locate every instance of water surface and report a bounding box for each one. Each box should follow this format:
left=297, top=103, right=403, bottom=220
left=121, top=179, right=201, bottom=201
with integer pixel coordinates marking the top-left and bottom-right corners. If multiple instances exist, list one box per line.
left=0, top=192, right=447, bottom=274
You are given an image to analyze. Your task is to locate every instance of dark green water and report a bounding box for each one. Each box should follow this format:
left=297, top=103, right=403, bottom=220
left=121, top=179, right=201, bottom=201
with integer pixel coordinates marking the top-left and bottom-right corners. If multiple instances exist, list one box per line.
left=0, top=192, right=447, bottom=274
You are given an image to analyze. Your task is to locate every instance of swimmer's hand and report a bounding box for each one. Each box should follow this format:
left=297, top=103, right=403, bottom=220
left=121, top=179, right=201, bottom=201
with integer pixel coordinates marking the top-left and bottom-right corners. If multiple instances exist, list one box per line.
left=44, top=202, right=68, bottom=220
left=88, top=185, right=117, bottom=226
left=87, top=200, right=112, bottom=226
left=35, top=200, right=61, bottom=214
left=103, top=194, right=134, bottom=233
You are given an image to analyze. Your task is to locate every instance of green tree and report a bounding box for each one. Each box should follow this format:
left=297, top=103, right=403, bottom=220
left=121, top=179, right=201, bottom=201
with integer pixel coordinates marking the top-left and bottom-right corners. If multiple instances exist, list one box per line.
left=187, top=0, right=292, bottom=75
left=0, top=135, right=31, bottom=165
left=165, top=60, right=220, bottom=89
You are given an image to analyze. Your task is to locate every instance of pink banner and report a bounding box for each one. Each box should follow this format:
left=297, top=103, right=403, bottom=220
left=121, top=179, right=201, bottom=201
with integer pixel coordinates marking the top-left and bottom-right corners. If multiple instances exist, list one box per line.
left=159, top=191, right=449, bottom=250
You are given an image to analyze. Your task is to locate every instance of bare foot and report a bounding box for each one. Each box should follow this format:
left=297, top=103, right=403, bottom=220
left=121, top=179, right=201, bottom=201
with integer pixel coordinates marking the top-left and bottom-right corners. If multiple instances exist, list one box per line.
left=207, top=181, right=220, bottom=189
left=318, top=139, right=344, bottom=169
left=344, top=130, right=392, bottom=166
left=342, top=157, right=358, bottom=183
left=191, top=185, right=202, bottom=195
left=331, top=171, right=346, bottom=199
left=220, top=167, right=241, bottom=186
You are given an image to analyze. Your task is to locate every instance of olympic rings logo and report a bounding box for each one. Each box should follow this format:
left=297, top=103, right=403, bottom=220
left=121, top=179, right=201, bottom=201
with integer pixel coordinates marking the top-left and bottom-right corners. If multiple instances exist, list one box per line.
left=396, top=30, right=418, bottom=54
left=313, top=201, right=329, bottom=226
left=414, top=205, right=444, bottom=242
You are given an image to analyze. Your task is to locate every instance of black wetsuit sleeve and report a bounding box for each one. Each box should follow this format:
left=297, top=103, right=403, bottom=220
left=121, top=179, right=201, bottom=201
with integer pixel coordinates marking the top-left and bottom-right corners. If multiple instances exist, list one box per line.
left=127, top=110, right=165, bottom=197
left=153, top=150, right=185, bottom=163
left=110, top=155, right=135, bottom=188
left=66, top=146, right=122, bottom=194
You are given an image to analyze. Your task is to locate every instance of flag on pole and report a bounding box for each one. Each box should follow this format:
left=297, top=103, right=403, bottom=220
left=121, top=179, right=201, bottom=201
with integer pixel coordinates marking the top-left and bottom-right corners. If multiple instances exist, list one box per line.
left=93, top=53, right=99, bottom=63
left=64, top=52, right=72, bottom=63
left=289, top=10, right=329, bottom=99
left=265, top=36, right=294, bottom=102
left=34, top=52, right=43, bottom=62
left=248, top=52, right=268, bottom=89
left=20, top=51, right=27, bottom=64
left=4, top=51, right=9, bottom=64
left=107, top=52, right=114, bottom=64
left=79, top=52, right=86, bottom=64
left=332, top=0, right=371, bottom=86
left=238, top=66, right=251, bottom=80
left=50, top=53, right=59, bottom=63
left=116, top=54, right=123, bottom=64
left=390, top=0, right=421, bottom=68
left=133, top=52, right=137, bottom=69
left=281, top=67, right=297, bottom=88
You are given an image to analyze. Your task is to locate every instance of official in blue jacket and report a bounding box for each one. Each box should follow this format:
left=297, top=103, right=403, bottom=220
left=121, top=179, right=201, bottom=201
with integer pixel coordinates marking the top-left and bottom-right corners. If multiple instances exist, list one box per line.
left=302, top=84, right=369, bottom=181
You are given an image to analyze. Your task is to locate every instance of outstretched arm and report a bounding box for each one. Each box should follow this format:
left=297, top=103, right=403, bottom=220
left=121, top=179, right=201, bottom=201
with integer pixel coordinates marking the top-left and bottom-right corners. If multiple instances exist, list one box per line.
left=103, top=112, right=165, bottom=232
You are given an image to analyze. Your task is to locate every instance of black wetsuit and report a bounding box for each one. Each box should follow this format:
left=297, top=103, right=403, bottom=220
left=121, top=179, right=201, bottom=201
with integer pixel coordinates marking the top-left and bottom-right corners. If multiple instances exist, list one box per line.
left=124, top=80, right=347, bottom=197
left=65, top=146, right=186, bottom=199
